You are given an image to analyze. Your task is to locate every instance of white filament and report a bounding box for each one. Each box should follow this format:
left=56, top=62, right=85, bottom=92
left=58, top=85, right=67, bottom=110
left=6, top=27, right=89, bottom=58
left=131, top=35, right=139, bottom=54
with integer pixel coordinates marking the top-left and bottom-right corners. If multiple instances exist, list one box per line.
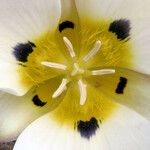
left=78, top=80, right=87, bottom=105
left=41, top=61, right=67, bottom=70
left=52, top=78, right=68, bottom=98
left=63, top=37, right=76, bottom=58
left=83, top=40, right=101, bottom=62
left=92, top=69, right=115, bottom=75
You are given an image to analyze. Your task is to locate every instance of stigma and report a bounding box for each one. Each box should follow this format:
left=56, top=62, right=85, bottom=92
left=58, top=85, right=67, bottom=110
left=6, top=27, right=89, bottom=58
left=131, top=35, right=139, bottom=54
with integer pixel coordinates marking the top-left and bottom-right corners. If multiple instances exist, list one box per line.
left=41, top=37, right=115, bottom=105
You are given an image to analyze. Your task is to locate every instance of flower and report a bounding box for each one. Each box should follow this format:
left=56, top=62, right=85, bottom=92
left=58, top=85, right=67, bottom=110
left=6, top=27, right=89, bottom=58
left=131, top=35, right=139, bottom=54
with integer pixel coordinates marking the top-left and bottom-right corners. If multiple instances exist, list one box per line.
left=0, top=0, right=150, bottom=149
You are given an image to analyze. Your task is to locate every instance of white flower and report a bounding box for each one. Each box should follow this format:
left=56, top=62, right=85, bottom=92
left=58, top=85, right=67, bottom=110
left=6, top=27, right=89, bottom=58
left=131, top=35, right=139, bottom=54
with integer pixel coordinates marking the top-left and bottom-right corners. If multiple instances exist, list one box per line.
left=0, top=0, right=149, bottom=150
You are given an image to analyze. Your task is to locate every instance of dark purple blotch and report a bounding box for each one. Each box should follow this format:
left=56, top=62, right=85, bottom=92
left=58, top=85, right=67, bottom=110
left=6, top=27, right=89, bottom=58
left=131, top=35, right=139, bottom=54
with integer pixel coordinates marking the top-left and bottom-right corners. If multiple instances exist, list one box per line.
left=116, top=77, right=128, bottom=94
left=13, top=41, right=36, bottom=62
left=77, top=117, right=99, bottom=139
left=59, top=21, right=75, bottom=32
left=32, top=95, right=47, bottom=107
left=109, top=19, right=131, bottom=40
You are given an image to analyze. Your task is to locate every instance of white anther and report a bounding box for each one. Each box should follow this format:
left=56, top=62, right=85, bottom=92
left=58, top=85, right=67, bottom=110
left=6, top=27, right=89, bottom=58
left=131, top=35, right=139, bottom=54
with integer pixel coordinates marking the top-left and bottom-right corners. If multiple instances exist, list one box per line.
left=71, top=63, right=84, bottom=76
left=83, top=40, right=101, bottom=62
left=78, top=80, right=87, bottom=105
left=92, top=69, right=115, bottom=75
left=41, top=61, right=67, bottom=70
left=52, top=78, right=68, bottom=98
left=63, top=37, right=76, bottom=58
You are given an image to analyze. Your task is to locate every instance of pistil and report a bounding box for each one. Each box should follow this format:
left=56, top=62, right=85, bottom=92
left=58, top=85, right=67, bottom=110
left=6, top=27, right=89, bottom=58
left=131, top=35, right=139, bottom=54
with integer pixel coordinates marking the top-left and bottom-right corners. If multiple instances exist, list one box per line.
left=71, top=63, right=84, bottom=76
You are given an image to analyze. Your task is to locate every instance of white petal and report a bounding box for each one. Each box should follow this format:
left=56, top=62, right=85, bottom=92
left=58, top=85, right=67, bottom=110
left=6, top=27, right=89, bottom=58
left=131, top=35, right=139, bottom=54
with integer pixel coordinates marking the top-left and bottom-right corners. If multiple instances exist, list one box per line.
left=75, top=0, right=150, bottom=22
left=0, top=90, right=46, bottom=142
left=0, top=62, right=34, bottom=96
left=0, top=77, right=64, bottom=142
left=0, top=0, right=61, bottom=39
left=100, top=106, right=150, bottom=150
left=13, top=105, right=150, bottom=150
left=60, top=0, right=77, bottom=20
left=131, top=18, right=150, bottom=74
left=0, top=0, right=61, bottom=95
left=57, top=0, right=81, bottom=56
left=75, top=0, right=150, bottom=74
left=87, top=68, right=150, bottom=121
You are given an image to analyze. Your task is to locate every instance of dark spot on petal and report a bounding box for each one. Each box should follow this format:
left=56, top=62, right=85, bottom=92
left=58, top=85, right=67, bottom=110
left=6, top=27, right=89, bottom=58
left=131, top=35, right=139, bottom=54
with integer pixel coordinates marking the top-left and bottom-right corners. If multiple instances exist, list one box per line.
left=59, top=21, right=75, bottom=32
left=77, top=117, right=99, bottom=139
left=109, top=19, right=131, bottom=40
left=13, top=41, right=36, bottom=62
left=32, top=95, right=47, bottom=107
left=116, top=77, right=128, bottom=94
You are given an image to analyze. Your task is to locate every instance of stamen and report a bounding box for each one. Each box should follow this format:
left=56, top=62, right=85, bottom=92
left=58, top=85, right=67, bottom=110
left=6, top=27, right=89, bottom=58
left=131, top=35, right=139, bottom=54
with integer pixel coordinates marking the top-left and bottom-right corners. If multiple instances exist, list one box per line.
left=52, top=78, right=68, bottom=98
left=92, top=69, right=115, bottom=75
left=63, top=37, right=76, bottom=58
left=41, top=61, right=67, bottom=70
left=78, top=80, right=87, bottom=105
left=83, top=40, right=101, bottom=62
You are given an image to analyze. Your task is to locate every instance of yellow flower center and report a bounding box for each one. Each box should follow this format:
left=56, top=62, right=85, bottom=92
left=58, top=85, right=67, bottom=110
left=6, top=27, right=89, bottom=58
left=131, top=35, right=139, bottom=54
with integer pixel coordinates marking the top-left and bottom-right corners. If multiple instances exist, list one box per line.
left=17, top=19, right=133, bottom=126
left=39, top=36, right=115, bottom=105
